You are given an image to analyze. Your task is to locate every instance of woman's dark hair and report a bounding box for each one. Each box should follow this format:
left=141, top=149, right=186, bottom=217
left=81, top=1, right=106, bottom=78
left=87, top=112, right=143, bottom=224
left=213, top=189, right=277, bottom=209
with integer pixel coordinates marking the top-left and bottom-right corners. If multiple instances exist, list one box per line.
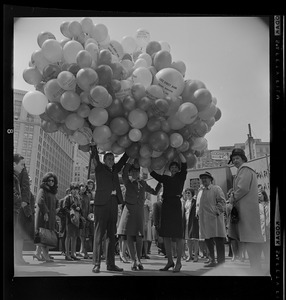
left=169, top=161, right=180, bottom=170
left=14, top=153, right=24, bottom=164
left=103, top=152, right=114, bottom=161
left=41, top=172, right=58, bottom=194
left=185, top=188, right=195, bottom=197
left=70, top=182, right=80, bottom=190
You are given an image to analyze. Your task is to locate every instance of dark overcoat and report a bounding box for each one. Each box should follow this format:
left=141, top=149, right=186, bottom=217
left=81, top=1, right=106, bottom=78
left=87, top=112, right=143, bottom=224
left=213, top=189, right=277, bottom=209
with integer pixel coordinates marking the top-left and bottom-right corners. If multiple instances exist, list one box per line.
left=34, top=184, right=57, bottom=231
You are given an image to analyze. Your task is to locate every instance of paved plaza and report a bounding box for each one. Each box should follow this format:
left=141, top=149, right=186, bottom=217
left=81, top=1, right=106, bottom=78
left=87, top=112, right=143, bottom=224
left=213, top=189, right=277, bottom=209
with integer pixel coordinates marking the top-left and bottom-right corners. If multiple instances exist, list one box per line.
left=14, top=243, right=270, bottom=277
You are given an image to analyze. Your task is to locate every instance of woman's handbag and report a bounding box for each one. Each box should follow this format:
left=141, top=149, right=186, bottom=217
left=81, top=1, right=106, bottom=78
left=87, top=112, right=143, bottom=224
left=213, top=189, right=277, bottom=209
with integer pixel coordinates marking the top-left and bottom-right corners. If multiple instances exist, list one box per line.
left=230, top=205, right=239, bottom=224
left=34, top=223, right=58, bottom=248
left=70, top=208, right=80, bottom=228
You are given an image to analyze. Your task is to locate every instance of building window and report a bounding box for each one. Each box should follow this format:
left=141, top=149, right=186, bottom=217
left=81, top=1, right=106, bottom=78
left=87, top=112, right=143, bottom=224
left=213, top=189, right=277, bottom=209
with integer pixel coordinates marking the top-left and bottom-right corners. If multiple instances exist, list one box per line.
left=26, top=114, right=34, bottom=122
left=14, top=100, right=22, bottom=119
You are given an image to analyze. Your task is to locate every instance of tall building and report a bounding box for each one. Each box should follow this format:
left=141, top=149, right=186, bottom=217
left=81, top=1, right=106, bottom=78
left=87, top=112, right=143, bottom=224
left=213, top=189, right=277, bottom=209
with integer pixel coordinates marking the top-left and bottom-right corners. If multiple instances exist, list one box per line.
left=72, top=144, right=90, bottom=184
left=14, top=89, right=76, bottom=199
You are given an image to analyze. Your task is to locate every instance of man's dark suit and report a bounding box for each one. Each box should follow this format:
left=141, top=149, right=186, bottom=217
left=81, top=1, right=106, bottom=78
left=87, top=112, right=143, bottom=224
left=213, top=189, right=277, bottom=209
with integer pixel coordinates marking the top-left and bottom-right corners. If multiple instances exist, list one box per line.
left=92, top=151, right=129, bottom=268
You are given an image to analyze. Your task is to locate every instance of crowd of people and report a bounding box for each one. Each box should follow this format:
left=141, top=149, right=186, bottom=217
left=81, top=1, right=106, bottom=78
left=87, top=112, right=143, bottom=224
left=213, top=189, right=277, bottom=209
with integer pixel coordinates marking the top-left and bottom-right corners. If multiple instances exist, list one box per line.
left=13, top=147, right=270, bottom=274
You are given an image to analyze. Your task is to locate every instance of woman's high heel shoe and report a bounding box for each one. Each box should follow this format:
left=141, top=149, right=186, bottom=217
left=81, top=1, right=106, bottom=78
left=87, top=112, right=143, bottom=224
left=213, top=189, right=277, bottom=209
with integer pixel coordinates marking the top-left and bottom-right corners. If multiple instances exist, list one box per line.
left=120, top=255, right=129, bottom=263
left=173, top=263, right=182, bottom=273
left=131, top=262, right=138, bottom=271
left=71, top=255, right=80, bottom=261
left=33, top=254, right=44, bottom=261
left=159, top=262, right=175, bottom=271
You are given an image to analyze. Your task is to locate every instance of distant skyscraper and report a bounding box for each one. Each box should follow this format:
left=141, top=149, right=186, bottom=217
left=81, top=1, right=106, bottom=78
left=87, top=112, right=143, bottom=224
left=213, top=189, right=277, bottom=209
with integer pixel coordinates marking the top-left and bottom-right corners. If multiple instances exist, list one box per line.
left=14, top=89, right=75, bottom=199
left=72, top=143, right=90, bottom=184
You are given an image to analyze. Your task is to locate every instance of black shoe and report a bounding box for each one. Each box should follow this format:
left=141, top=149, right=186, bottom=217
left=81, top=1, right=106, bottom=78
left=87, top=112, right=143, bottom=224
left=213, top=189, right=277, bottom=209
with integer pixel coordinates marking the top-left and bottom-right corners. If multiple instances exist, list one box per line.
left=33, top=254, right=45, bottom=261
left=65, top=255, right=73, bottom=261
left=131, top=263, right=138, bottom=271
left=204, top=262, right=217, bottom=267
left=159, top=262, right=175, bottom=271
left=137, top=263, right=144, bottom=270
left=44, top=259, right=54, bottom=263
left=173, top=263, right=182, bottom=273
left=92, top=266, right=100, bottom=273
left=71, top=256, right=80, bottom=261
left=107, top=265, right=123, bottom=272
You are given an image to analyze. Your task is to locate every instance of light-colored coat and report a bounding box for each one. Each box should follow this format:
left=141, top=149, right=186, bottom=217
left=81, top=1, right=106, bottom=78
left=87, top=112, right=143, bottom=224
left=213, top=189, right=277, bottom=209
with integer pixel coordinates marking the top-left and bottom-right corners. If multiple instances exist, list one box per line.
left=198, top=184, right=226, bottom=239
left=229, top=164, right=264, bottom=243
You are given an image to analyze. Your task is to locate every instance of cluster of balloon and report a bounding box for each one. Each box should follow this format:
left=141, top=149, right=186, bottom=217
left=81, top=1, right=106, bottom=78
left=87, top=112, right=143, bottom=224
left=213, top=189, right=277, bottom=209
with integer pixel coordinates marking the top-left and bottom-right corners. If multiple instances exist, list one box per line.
left=22, top=18, right=222, bottom=171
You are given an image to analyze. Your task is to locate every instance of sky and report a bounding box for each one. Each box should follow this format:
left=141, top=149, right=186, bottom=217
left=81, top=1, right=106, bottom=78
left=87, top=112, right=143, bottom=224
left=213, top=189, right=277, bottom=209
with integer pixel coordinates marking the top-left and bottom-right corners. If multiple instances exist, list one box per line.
left=13, top=16, right=270, bottom=150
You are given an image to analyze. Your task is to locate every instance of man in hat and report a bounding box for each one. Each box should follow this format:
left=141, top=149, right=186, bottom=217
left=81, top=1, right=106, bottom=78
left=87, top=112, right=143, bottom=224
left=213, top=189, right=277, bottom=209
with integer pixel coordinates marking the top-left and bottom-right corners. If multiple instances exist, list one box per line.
left=197, top=171, right=227, bottom=267
left=228, top=148, right=264, bottom=273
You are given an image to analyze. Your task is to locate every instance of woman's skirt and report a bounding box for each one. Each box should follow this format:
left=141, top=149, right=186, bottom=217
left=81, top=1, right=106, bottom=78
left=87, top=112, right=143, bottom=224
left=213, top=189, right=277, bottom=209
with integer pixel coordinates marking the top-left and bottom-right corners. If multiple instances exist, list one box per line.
left=160, top=196, right=184, bottom=239
left=117, top=202, right=144, bottom=237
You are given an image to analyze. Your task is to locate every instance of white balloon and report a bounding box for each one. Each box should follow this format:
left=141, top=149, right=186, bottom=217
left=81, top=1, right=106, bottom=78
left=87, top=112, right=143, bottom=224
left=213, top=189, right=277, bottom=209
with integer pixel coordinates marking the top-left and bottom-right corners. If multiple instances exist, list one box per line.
left=80, top=17, right=94, bottom=34
left=138, top=53, right=152, bottom=67
left=132, top=67, right=152, bottom=89
left=121, top=36, right=137, bottom=54
left=22, top=91, right=48, bottom=115
left=136, top=28, right=150, bottom=47
left=154, top=68, right=185, bottom=97
left=134, top=58, right=148, bottom=69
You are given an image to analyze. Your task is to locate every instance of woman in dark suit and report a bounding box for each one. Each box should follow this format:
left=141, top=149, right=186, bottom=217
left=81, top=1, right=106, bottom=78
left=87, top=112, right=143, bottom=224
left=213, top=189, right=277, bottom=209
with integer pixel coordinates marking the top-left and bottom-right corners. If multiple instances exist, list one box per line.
left=117, top=159, right=161, bottom=271
left=148, top=153, right=187, bottom=272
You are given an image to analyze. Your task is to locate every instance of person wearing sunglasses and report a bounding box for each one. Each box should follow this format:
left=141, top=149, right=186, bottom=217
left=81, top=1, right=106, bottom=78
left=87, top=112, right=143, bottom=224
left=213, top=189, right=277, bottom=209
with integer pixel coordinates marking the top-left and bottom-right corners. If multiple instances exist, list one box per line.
left=34, top=172, right=58, bottom=262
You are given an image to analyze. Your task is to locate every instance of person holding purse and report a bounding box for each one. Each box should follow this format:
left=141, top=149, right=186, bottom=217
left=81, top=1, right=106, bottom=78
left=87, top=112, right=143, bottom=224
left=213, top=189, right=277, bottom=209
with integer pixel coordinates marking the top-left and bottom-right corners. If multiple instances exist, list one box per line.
left=34, top=172, right=58, bottom=263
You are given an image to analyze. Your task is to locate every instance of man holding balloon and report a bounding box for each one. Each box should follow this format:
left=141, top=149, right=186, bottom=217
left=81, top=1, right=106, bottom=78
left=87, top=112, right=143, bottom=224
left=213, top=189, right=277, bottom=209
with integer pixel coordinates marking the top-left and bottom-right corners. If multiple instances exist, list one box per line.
left=90, top=146, right=129, bottom=273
